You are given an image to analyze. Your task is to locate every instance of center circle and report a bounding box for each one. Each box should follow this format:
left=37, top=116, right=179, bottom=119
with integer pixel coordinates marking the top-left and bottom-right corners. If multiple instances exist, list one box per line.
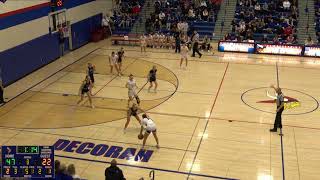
left=241, top=87, right=319, bottom=115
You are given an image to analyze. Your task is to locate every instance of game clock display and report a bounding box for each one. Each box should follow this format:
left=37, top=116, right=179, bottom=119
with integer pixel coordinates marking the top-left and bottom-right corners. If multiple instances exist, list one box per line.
left=0, top=146, right=54, bottom=178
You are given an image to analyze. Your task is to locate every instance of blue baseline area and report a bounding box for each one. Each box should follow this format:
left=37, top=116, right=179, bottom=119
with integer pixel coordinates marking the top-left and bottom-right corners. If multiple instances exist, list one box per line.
left=55, top=154, right=240, bottom=180
left=0, top=13, right=102, bottom=86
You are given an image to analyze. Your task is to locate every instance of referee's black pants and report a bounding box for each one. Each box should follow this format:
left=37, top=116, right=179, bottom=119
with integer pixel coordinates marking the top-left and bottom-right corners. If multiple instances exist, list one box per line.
left=273, top=107, right=284, bottom=129
left=192, top=42, right=202, bottom=57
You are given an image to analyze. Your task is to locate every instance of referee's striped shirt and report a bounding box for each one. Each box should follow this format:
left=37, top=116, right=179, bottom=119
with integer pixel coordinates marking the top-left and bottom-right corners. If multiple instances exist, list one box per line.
left=192, top=33, right=199, bottom=43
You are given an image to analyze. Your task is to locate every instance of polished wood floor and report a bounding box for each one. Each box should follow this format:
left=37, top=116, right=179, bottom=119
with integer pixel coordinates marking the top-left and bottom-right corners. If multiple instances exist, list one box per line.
left=1, top=40, right=320, bottom=180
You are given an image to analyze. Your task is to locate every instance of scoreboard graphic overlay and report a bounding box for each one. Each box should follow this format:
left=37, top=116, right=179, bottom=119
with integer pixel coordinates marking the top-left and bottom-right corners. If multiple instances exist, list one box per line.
left=0, top=146, right=54, bottom=178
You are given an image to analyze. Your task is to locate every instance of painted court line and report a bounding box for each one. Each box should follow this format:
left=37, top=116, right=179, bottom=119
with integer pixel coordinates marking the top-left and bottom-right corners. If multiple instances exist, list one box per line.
left=178, top=117, right=201, bottom=171
left=0, top=126, right=195, bottom=153
left=56, top=154, right=239, bottom=180
left=276, top=62, right=286, bottom=180
left=187, top=63, right=229, bottom=179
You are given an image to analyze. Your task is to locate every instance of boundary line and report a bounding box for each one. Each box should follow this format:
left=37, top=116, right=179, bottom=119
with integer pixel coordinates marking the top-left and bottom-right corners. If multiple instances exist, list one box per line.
left=187, top=63, right=229, bottom=179
left=55, top=154, right=239, bottom=180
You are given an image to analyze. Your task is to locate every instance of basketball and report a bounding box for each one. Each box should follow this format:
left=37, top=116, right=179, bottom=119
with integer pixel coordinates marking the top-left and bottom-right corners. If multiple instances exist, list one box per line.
left=138, top=134, right=144, bottom=140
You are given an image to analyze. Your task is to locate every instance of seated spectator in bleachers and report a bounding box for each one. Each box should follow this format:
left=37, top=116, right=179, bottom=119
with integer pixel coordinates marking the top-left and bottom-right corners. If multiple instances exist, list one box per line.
left=67, top=164, right=80, bottom=180
left=230, top=0, right=298, bottom=43
left=283, top=0, right=291, bottom=11
left=305, top=36, right=314, bottom=45
left=273, top=35, right=280, bottom=44
left=105, top=159, right=126, bottom=180
left=261, top=34, right=269, bottom=43
left=286, top=34, right=296, bottom=44
left=202, top=8, right=209, bottom=21
left=55, top=164, right=73, bottom=180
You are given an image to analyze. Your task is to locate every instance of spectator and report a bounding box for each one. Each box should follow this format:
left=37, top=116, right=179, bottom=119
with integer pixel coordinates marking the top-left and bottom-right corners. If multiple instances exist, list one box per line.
left=102, top=15, right=112, bottom=37
left=273, top=35, right=280, bottom=44
left=202, top=8, right=209, bottom=21
left=67, top=164, right=80, bottom=180
left=283, top=0, right=291, bottom=11
left=284, top=25, right=293, bottom=37
left=254, top=3, right=261, bottom=11
left=262, top=2, right=269, bottom=12
left=54, top=160, right=61, bottom=175
left=56, top=164, right=73, bottom=180
left=58, top=25, right=65, bottom=57
left=105, top=159, right=126, bottom=180
left=286, top=34, right=295, bottom=44
left=305, top=36, right=314, bottom=45
left=188, top=7, right=196, bottom=20
left=261, top=34, right=269, bottom=43
left=201, top=35, right=211, bottom=51
left=0, top=77, right=5, bottom=104
left=200, top=0, right=207, bottom=7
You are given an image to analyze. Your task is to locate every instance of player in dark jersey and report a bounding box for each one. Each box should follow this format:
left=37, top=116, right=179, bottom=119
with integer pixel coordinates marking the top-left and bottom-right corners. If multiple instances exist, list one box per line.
left=124, top=102, right=145, bottom=130
left=148, top=66, right=158, bottom=93
left=77, top=75, right=94, bottom=108
left=87, top=63, right=95, bottom=95
left=117, top=47, right=125, bottom=74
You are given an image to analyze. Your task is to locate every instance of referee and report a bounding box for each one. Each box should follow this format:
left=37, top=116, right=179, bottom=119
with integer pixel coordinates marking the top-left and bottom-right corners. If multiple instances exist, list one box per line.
left=191, top=30, right=202, bottom=58
left=270, top=85, right=284, bottom=133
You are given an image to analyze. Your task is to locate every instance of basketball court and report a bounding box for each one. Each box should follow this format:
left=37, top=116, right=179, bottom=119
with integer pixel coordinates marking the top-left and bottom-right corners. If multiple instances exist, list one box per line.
left=1, top=39, right=320, bottom=180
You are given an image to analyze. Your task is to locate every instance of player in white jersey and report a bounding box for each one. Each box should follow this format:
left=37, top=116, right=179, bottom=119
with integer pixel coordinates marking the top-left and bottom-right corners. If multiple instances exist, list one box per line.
left=109, top=52, right=121, bottom=76
left=147, top=34, right=153, bottom=48
left=154, top=33, right=160, bottom=48
left=140, top=114, right=159, bottom=149
left=125, top=74, right=140, bottom=106
left=180, top=43, right=189, bottom=68
left=140, top=34, right=147, bottom=53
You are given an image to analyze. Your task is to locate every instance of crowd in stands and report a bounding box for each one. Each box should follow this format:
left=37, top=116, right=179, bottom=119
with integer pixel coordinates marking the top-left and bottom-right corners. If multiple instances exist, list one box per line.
left=54, top=160, right=81, bottom=180
left=224, top=0, right=299, bottom=44
left=110, top=0, right=145, bottom=29
left=315, top=0, right=320, bottom=43
left=146, top=0, right=222, bottom=34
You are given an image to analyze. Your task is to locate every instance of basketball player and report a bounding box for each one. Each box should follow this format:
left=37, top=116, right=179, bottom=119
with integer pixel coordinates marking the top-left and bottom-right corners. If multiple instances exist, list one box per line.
left=109, top=52, right=121, bottom=76
left=154, top=33, right=159, bottom=48
left=77, top=75, right=94, bottom=108
left=270, top=85, right=285, bottom=134
left=117, top=47, right=125, bottom=73
left=125, top=74, right=140, bottom=106
left=148, top=66, right=158, bottom=92
left=140, top=114, right=159, bottom=149
left=180, top=43, right=189, bottom=68
left=147, top=34, right=153, bottom=48
left=124, top=102, right=145, bottom=130
left=87, top=63, right=95, bottom=95
left=140, top=34, right=147, bottom=53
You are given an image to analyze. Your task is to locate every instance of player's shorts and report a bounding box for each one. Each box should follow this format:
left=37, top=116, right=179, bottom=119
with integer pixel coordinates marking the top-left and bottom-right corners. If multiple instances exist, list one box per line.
left=89, top=74, right=94, bottom=83
left=81, top=88, right=89, bottom=94
left=118, top=57, right=122, bottom=63
left=149, top=77, right=156, bottom=82
left=146, top=127, right=156, bottom=134
left=128, top=90, right=137, bottom=99
left=181, top=54, right=187, bottom=59
left=129, top=111, right=138, bottom=116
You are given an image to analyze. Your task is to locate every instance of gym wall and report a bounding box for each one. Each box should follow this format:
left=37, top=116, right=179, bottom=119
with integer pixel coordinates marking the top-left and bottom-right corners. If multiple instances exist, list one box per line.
left=0, top=0, right=112, bottom=86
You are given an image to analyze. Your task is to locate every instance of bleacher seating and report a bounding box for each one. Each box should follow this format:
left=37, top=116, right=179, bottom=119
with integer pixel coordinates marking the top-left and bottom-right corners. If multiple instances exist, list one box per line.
left=227, top=0, right=298, bottom=44
left=112, top=0, right=145, bottom=35
left=315, top=0, right=320, bottom=43
left=146, top=0, right=222, bottom=38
